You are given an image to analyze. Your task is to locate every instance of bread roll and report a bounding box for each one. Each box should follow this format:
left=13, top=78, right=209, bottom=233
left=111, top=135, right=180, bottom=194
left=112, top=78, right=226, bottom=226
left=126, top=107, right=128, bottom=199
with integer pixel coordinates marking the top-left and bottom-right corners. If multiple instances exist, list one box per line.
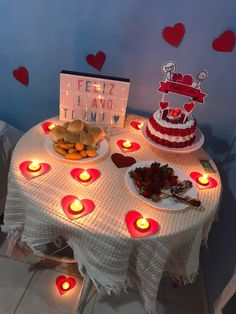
left=67, top=120, right=84, bottom=133
left=79, top=132, right=96, bottom=147
left=64, top=131, right=80, bottom=143
left=50, top=125, right=67, bottom=142
left=88, top=127, right=106, bottom=143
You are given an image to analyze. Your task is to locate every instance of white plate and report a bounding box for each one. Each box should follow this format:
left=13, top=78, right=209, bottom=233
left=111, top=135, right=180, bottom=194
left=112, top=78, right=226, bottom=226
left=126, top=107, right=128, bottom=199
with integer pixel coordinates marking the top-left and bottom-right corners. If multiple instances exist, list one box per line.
left=141, top=121, right=204, bottom=154
left=125, top=161, right=197, bottom=211
left=44, top=138, right=109, bottom=163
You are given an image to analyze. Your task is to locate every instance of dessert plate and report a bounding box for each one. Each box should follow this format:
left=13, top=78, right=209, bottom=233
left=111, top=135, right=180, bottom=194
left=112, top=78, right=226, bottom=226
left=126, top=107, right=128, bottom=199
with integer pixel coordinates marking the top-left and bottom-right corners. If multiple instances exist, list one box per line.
left=44, top=138, right=109, bottom=163
left=125, top=161, right=197, bottom=211
left=141, top=121, right=204, bottom=154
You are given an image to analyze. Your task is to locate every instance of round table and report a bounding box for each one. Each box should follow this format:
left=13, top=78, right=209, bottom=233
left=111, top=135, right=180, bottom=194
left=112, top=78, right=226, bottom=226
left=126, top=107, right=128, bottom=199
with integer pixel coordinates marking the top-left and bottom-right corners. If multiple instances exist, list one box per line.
left=3, top=114, right=222, bottom=314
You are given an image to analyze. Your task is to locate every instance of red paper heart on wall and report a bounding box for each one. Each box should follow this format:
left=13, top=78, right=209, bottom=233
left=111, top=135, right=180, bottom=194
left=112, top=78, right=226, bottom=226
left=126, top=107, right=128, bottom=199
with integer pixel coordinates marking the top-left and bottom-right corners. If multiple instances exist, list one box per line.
left=159, top=101, right=169, bottom=110
left=86, top=51, right=106, bottom=71
left=212, top=30, right=235, bottom=52
left=111, top=153, right=136, bottom=168
left=56, top=275, right=76, bottom=295
left=182, top=75, right=193, bottom=86
left=13, top=66, right=29, bottom=86
left=172, top=73, right=183, bottom=82
left=162, top=23, right=185, bottom=47
left=183, top=102, right=195, bottom=113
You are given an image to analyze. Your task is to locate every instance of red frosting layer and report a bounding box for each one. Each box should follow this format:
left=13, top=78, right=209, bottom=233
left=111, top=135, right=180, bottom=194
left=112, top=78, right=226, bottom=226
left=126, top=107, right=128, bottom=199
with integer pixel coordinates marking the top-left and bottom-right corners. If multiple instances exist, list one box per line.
left=149, top=114, right=197, bottom=137
left=146, top=126, right=195, bottom=148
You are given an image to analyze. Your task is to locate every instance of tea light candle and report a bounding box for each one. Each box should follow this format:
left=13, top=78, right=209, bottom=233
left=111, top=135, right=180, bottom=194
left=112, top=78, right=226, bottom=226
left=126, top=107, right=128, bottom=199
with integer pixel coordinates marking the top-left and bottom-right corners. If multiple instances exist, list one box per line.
left=61, top=281, right=70, bottom=291
left=122, top=141, right=132, bottom=148
left=79, top=170, right=91, bottom=182
left=27, top=161, right=41, bottom=172
left=197, top=174, right=209, bottom=186
left=47, top=123, right=55, bottom=131
left=135, top=218, right=150, bottom=232
left=70, top=199, right=84, bottom=213
left=137, top=123, right=143, bottom=130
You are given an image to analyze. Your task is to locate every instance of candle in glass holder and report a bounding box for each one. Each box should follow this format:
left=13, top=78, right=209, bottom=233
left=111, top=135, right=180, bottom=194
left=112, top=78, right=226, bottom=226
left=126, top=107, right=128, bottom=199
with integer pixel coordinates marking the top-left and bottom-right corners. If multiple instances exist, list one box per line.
left=69, top=199, right=84, bottom=213
left=197, top=174, right=209, bottom=186
left=47, top=123, right=55, bottom=131
left=122, top=141, right=132, bottom=148
left=79, top=170, right=91, bottom=182
left=135, top=218, right=150, bottom=232
left=27, top=161, right=41, bottom=172
left=61, top=281, right=70, bottom=291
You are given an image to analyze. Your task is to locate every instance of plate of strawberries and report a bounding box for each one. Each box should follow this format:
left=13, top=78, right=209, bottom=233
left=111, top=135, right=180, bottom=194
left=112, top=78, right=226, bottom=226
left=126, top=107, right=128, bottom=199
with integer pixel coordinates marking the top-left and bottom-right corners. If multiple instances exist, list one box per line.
left=125, top=161, right=197, bottom=210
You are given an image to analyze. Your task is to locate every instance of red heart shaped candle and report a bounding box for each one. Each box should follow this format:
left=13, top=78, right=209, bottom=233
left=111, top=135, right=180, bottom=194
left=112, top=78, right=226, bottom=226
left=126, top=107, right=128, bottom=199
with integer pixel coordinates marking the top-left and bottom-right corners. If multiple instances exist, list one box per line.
left=117, top=140, right=140, bottom=153
left=19, top=161, right=51, bottom=179
left=162, top=23, right=185, bottom=47
left=42, top=121, right=55, bottom=134
left=71, top=168, right=100, bottom=186
left=126, top=211, right=159, bottom=238
left=111, top=153, right=136, bottom=168
left=61, top=195, right=95, bottom=220
left=56, top=275, right=76, bottom=295
left=131, top=121, right=143, bottom=130
left=190, top=172, right=218, bottom=189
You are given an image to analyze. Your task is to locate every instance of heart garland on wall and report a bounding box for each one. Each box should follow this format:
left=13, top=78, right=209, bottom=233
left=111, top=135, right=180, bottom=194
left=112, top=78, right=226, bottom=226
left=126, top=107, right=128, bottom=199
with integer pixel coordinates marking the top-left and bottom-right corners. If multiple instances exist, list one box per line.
left=212, top=30, right=235, bottom=52
left=12, top=66, right=29, bottom=86
left=162, top=23, right=185, bottom=47
left=86, top=51, right=106, bottom=71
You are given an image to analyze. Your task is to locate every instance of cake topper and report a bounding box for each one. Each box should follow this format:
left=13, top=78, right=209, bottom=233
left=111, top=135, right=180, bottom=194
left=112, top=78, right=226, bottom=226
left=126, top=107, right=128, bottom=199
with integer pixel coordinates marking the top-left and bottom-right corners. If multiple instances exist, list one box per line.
left=159, top=61, right=207, bottom=103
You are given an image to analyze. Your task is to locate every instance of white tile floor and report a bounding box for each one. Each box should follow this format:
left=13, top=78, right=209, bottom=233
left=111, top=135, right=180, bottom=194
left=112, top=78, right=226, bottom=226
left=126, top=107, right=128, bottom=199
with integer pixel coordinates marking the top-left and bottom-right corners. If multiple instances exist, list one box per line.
left=0, top=235, right=208, bottom=314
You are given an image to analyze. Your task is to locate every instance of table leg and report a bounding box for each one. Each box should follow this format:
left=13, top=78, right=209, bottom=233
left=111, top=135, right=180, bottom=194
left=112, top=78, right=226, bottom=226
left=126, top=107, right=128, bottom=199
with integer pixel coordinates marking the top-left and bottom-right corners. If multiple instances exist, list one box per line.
left=73, top=274, right=93, bottom=314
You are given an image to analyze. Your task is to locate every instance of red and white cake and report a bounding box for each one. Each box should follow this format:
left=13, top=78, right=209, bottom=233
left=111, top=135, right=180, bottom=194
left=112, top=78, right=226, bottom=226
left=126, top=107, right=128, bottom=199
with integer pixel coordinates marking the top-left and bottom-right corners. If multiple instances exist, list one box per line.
left=146, top=108, right=197, bottom=148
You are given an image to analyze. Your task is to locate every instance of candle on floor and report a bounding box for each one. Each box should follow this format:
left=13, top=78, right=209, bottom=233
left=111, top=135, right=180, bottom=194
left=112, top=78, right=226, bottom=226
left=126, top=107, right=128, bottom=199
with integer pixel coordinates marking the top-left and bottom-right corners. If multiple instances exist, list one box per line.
left=122, top=141, right=132, bottom=148
left=79, top=170, right=91, bottom=182
left=197, top=174, right=209, bottom=186
left=27, top=161, right=41, bottom=172
left=135, top=218, right=150, bottom=232
left=61, top=281, right=71, bottom=291
left=69, top=199, right=84, bottom=213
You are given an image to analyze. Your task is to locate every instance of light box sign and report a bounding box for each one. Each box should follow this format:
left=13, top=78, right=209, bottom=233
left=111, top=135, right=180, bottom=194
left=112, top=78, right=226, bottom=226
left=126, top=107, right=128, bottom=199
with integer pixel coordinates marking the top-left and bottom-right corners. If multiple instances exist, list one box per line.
left=59, top=70, right=130, bottom=128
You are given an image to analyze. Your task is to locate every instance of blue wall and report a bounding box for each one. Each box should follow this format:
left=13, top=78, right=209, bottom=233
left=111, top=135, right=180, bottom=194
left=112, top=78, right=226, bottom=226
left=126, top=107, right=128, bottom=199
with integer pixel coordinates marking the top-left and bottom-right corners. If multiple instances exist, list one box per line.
left=0, top=1, right=236, bottom=312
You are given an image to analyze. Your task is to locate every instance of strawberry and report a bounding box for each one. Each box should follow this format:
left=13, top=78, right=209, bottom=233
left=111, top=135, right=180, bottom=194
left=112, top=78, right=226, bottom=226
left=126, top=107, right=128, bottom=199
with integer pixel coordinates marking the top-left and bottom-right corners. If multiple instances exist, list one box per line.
left=170, top=176, right=178, bottom=186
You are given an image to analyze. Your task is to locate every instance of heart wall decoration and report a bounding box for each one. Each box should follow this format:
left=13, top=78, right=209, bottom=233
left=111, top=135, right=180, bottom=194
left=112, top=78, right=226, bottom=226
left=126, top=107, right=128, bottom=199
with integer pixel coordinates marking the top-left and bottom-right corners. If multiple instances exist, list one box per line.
left=12, top=66, right=29, bottom=86
left=86, top=51, right=106, bottom=71
left=162, top=23, right=185, bottom=47
left=212, top=30, right=235, bottom=52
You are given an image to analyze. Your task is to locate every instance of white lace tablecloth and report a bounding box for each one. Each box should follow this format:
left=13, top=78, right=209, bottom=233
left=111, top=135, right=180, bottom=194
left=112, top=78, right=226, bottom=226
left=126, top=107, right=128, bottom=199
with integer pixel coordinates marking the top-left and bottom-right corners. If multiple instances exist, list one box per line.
left=3, top=114, right=222, bottom=313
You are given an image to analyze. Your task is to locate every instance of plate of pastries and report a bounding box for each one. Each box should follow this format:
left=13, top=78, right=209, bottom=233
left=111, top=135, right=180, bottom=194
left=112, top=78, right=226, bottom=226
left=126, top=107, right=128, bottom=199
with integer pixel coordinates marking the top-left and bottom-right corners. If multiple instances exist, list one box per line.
left=44, top=119, right=108, bottom=162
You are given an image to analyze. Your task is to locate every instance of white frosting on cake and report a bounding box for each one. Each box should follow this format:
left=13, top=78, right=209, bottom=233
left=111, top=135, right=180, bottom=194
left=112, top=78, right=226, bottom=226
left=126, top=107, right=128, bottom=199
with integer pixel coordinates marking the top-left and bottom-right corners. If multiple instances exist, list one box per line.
left=153, top=109, right=195, bottom=130
left=147, top=121, right=195, bottom=143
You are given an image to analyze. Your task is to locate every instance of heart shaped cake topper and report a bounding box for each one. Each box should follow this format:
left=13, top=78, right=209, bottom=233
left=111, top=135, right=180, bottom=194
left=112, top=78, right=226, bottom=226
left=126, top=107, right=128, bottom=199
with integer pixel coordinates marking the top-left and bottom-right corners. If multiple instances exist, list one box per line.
left=61, top=195, right=95, bottom=220
left=56, top=275, right=76, bottom=295
left=169, top=108, right=182, bottom=118
left=19, top=161, right=50, bottom=179
left=86, top=51, right=106, bottom=71
left=111, top=153, right=136, bottom=168
left=13, top=66, right=29, bottom=86
left=182, top=74, right=193, bottom=86
left=172, top=73, right=183, bottom=82
left=183, top=102, right=195, bottom=113
left=162, top=23, right=185, bottom=47
left=212, top=30, right=235, bottom=52
left=159, top=101, right=169, bottom=110
left=70, top=168, right=100, bottom=186
left=125, top=211, right=159, bottom=238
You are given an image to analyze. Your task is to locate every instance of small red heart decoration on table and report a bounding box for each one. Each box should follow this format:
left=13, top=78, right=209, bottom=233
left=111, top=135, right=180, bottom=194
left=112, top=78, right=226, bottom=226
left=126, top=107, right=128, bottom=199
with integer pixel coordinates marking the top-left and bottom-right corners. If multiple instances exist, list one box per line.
left=56, top=275, right=76, bottom=295
left=12, top=66, right=29, bottom=86
left=162, top=23, right=185, bottom=47
left=70, top=168, right=100, bottom=186
left=42, top=121, right=55, bottom=134
left=172, top=73, right=183, bottom=82
left=86, top=51, right=106, bottom=71
left=169, top=108, right=182, bottom=118
left=190, top=172, right=218, bottom=189
left=182, top=75, right=193, bottom=86
left=111, top=153, right=136, bottom=168
left=19, top=161, right=51, bottom=179
left=117, top=140, right=140, bottom=153
left=61, top=195, right=95, bottom=220
left=125, top=211, right=159, bottom=238
left=212, top=30, right=235, bottom=52
left=159, top=101, right=169, bottom=110
left=131, top=121, right=143, bottom=130
left=183, top=102, right=195, bottom=113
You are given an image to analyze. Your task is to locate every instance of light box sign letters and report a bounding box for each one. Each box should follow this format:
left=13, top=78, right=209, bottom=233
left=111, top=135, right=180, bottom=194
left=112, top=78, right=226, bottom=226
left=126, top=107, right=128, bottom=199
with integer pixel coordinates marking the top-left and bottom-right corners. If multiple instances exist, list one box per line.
left=60, top=70, right=130, bottom=128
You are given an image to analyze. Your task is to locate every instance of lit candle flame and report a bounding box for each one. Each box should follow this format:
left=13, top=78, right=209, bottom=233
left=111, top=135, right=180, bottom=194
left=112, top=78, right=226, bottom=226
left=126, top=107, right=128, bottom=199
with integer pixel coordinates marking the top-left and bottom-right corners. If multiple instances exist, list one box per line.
left=61, top=281, right=70, bottom=291
left=122, top=141, right=132, bottom=148
left=198, top=174, right=209, bottom=186
left=70, top=199, right=84, bottom=213
left=137, top=123, right=143, bottom=130
left=79, top=170, right=91, bottom=181
left=136, top=218, right=150, bottom=230
left=28, top=160, right=41, bottom=172
left=48, top=123, right=55, bottom=130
